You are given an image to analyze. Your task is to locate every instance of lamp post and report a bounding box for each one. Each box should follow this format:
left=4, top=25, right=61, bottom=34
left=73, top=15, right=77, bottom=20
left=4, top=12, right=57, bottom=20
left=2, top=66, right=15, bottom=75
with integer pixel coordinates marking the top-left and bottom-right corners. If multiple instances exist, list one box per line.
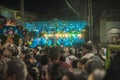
left=20, top=0, right=24, bottom=26
left=88, top=0, right=93, bottom=42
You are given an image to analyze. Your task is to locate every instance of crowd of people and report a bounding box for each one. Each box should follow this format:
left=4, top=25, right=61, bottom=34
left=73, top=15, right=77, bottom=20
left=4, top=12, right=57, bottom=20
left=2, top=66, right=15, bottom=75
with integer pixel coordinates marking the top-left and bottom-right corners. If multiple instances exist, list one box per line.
left=0, top=40, right=120, bottom=80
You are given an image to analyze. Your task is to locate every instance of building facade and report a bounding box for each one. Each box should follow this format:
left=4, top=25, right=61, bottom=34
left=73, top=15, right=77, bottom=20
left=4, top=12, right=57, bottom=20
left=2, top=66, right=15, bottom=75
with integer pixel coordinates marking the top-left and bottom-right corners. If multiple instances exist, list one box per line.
left=100, top=10, right=120, bottom=47
left=0, top=6, right=40, bottom=25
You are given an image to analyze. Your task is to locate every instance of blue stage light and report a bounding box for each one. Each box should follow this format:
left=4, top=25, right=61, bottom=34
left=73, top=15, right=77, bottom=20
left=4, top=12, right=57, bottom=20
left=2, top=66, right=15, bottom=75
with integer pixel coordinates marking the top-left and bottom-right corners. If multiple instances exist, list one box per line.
left=25, top=19, right=87, bottom=47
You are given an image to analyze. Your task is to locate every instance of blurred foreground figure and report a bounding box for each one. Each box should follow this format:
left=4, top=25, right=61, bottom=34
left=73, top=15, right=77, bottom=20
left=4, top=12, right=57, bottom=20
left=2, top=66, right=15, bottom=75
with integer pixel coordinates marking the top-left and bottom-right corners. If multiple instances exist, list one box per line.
left=3, top=57, right=28, bottom=80
left=103, top=48, right=120, bottom=80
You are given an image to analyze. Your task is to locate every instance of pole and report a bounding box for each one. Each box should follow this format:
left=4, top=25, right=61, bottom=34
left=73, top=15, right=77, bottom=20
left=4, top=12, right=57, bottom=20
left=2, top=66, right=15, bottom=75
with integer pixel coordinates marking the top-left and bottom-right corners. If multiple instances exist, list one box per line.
left=88, top=0, right=93, bottom=42
left=20, top=0, right=24, bottom=26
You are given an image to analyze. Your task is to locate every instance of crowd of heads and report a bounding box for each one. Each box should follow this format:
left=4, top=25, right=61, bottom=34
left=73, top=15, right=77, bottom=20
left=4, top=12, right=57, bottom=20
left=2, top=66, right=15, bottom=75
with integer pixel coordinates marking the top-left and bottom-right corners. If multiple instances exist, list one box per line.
left=0, top=41, right=120, bottom=80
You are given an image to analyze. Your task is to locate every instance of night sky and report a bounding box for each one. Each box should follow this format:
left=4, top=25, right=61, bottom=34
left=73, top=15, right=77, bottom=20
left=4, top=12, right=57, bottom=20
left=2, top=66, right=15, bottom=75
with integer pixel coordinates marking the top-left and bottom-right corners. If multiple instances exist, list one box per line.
left=0, top=0, right=120, bottom=15
left=0, top=0, right=67, bottom=14
left=0, top=0, right=120, bottom=19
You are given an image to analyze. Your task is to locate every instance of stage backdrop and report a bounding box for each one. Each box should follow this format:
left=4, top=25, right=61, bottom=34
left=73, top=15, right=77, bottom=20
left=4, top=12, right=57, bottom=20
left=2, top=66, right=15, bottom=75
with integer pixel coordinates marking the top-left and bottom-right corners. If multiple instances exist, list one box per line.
left=25, top=19, right=87, bottom=47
